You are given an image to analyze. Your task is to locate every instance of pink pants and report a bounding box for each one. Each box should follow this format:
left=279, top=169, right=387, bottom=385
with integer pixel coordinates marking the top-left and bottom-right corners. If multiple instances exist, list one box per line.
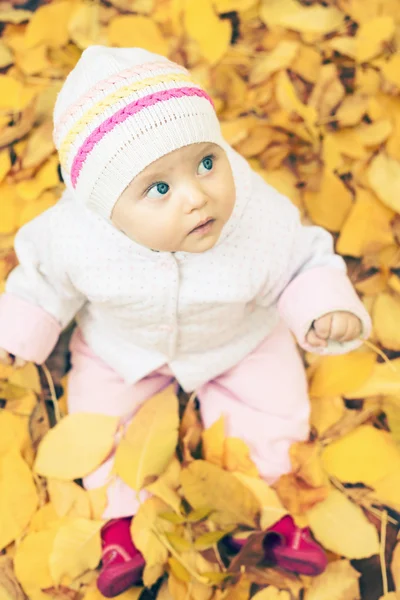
left=67, top=323, right=310, bottom=518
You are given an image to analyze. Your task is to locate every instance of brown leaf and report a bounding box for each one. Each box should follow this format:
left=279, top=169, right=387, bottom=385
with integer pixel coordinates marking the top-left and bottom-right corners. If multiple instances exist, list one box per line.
left=273, top=473, right=329, bottom=515
left=0, top=556, right=27, bottom=600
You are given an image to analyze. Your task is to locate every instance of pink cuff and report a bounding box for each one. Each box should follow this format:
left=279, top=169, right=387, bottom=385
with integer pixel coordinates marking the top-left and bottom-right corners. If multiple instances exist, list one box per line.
left=0, top=293, right=62, bottom=364
left=278, top=267, right=372, bottom=355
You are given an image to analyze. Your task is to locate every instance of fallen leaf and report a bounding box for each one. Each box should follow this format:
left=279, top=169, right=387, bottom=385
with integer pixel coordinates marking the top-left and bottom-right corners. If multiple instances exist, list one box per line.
left=273, top=473, right=329, bottom=515
left=223, top=437, right=258, bottom=477
left=0, top=556, right=26, bottom=600
left=131, top=497, right=172, bottom=582
left=47, top=479, right=92, bottom=519
left=307, top=489, right=379, bottom=559
left=145, top=456, right=182, bottom=514
left=108, top=15, right=167, bottom=54
left=322, top=425, right=400, bottom=486
left=184, top=0, right=231, bottom=64
left=289, top=440, right=328, bottom=488
left=233, top=472, right=287, bottom=530
left=252, top=587, right=291, bottom=600
left=23, top=1, right=74, bottom=49
left=49, top=518, right=103, bottom=584
left=303, top=169, right=352, bottom=232
left=356, top=16, right=395, bottom=62
left=181, top=460, right=260, bottom=527
left=34, top=413, right=119, bottom=480
left=309, top=351, right=376, bottom=397
left=0, top=448, right=38, bottom=551
left=114, top=385, right=179, bottom=491
left=202, top=416, right=225, bottom=467
left=368, top=153, right=400, bottom=213
left=304, top=559, right=361, bottom=600
left=14, top=529, right=57, bottom=600
left=249, top=41, right=299, bottom=85
left=260, top=0, right=344, bottom=34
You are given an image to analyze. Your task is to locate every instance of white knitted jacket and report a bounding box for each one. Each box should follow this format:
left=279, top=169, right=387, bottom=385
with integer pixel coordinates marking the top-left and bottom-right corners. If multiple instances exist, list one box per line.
left=0, top=146, right=371, bottom=391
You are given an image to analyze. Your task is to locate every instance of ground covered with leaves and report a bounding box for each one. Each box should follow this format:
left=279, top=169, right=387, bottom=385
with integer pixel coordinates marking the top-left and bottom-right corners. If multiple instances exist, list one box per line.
left=1, top=0, right=400, bottom=599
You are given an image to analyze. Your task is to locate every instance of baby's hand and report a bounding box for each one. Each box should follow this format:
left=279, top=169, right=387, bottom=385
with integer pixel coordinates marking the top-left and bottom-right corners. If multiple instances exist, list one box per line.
left=0, top=348, right=27, bottom=368
left=306, top=311, right=362, bottom=348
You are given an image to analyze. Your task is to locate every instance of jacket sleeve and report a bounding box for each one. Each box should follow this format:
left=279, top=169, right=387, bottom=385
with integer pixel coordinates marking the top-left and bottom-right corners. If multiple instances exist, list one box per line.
left=259, top=188, right=372, bottom=355
left=0, top=204, right=86, bottom=364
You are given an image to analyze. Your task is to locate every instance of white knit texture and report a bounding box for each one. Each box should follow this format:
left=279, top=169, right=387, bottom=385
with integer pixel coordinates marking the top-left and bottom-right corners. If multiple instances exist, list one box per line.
left=53, top=46, right=224, bottom=218
left=3, top=146, right=371, bottom=391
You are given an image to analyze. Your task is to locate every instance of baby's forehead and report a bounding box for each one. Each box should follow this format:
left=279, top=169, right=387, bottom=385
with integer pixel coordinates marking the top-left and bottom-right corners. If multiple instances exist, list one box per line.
left=136, top=142, right=219, bottom=180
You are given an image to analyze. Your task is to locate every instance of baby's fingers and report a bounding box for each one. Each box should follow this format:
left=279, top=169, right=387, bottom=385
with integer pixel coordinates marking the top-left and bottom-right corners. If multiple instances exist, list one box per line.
left=306, top=327, right=327, bottom=348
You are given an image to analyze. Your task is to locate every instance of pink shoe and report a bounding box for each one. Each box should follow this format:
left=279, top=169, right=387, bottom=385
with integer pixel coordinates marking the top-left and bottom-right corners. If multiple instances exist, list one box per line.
left=230, top=515, right=327, bottom=576
left=97, top=518, right=145, bottom=598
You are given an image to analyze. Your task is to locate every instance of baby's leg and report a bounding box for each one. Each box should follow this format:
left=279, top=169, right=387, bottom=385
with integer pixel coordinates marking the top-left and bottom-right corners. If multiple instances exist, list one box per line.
left=197, top=322, right=310, bottom=483
left=67, top=327, right=174, bottom=518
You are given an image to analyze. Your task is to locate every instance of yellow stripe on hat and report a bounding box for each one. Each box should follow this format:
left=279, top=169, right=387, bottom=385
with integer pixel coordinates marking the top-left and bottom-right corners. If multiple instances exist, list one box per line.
left=59, top=71, right=194, bottom=171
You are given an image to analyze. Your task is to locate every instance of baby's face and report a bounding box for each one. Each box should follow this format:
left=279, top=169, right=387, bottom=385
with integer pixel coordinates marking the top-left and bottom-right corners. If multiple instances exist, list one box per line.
left=111, top=143, right=236, bottom=253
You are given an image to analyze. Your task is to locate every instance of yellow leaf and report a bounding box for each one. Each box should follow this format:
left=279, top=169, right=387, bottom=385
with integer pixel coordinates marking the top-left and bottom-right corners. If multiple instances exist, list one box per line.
left=0, top=42, right=12, bottom=70
left=21, top=120, right=55, bottom=170
left=0, top=76, right=35, bottom=111
left=373, top=293, right=400, bottom=351
left=202, top=416, right=225, bottom=467
left=29, top=502, right=60, bottom=532
left=335, top=93, right=369, bottom=127
left=275, top=70, right=318, bottom=137
left=252, top=587, right=290, bottom=600
left=83, top=583, right=143, bottom=600
left=213, top=0, right=257, bottom=12
left=87, top=486, right=108, bottom=520
left=259, top=167, right=301, bottom=210
left=8, top=362, right=41, bottom=393
left=24, top=1, right=74, bottom=49
left=233, top=472, right=287, bottom=530
left=184, top=0, right=231, bottom=64
left=49, top=518, right=103, bottom=584
left=114, top=385, right=179, bottom=491
left=290, top=441, right=328, bottom=488
left=368, top=153, right=400, bottom=213
left=260, top=0, right=344, bottom=34
left=48, top=479, right=92, bottom=519
left=0, top=150, right=10, bottom=185
left=381, top=54, right=400, bottom=89
left=307, top=489, right=379, bottom=559
left=131, top=497, right=172, bottom=569
left=383, top=399, right=400, bottom=448
left=303, top=170, right=352, bottom=232
left=309, top=351, right=376, bottom=398
left=69, top=2, right=105, bottom=50
left=0, top=449, right=38, bottom=551
left=249, top=41, right=299, bottom=85
left=355, top=120, right=393, bottom=146
left=309, top=63, right=345, bottom=121
left=16, top=155, right=59, bottom=202
left=181, top=460, right=260, bottom=527
left=337, top=187, right=394, bottom=257
left=145, top=456, right=182, bottom=513
left=310, top=396, right=345, bottom=436
left=304, top=559, right=360, bottom=600
left=0, top=9, right=33, bottom=24
left=223, top=437, right=258, bottom=477
left=345, top=358, right=400, bottom=399
left=18, top=191, right=58, bottom=228
left=34, top=413, right=119, bottom=480
left=14, top=529, right=57, bottom=600
left=0, top=411, right=29, bottom=457
left=108, top=15, right=168, bottom=54
left=15, top=44, right=50, bottom=76
left=322, top=425, right=400, bottom=486
left=356, top=16, right=395, bottom=62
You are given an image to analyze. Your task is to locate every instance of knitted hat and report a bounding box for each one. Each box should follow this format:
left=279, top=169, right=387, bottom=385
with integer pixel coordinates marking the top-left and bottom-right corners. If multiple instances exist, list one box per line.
left=53, top=46, right=225, bottom=219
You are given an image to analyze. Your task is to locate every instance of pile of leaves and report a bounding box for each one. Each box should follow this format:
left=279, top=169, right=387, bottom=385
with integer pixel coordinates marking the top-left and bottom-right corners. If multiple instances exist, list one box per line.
left=2, top=0, right=400, bottom=599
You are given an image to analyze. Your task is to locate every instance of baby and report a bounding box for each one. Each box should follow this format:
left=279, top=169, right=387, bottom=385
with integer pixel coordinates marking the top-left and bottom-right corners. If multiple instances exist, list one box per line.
left=0, top=46, right=371, bottom=596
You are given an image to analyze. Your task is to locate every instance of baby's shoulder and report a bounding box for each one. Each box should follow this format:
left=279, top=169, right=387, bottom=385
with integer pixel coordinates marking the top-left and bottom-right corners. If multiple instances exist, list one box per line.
left=241, top=170, right=299, bottom=246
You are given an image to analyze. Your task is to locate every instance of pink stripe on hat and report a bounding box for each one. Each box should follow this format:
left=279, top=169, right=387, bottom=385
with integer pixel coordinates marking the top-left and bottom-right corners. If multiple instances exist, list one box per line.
left=71, top=86, right=213, bottom=188
left=54, top=61, right=188, bottom=143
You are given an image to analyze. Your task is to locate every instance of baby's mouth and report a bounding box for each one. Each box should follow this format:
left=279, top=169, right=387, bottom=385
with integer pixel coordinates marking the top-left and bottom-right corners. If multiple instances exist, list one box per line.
left=189, top=218, right=215, bottom=235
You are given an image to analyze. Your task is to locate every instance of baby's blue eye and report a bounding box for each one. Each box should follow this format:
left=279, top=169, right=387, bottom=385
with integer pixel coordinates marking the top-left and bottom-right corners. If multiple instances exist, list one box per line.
left=198, top=156, right=214, bottom=175
left=147, top=182, right=170, bottom=199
